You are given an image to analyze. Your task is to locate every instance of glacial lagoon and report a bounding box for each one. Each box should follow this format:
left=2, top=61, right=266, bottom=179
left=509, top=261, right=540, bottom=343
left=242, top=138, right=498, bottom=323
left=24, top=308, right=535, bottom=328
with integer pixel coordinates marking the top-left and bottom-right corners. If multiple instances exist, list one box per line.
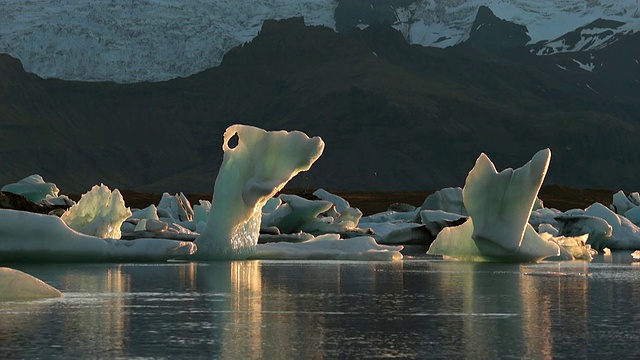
left=3, top=255, right=640, bottom=359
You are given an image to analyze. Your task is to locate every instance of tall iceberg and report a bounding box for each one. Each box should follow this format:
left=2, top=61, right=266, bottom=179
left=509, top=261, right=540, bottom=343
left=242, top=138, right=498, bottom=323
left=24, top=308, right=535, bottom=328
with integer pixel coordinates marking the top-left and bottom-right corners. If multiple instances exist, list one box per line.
left=194, top=124, right=325, bottom=259
left=428, top=149, right=559, bottom=262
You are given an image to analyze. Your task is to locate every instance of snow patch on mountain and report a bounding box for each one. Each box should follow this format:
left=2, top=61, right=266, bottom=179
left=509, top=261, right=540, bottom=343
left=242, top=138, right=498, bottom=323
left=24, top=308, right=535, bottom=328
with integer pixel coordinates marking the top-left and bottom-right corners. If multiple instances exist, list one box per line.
left=400, top=0, right=640, bottom=48
left=0, top=0, right=336, bottom=83
left=1, top=0, right=639, bottom=83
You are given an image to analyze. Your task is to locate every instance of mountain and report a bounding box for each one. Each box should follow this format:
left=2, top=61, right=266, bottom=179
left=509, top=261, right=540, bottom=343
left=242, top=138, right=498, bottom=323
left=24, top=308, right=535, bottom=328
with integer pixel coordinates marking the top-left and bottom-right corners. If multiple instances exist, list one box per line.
left=1, top=18, right=639, bottom=194
left=2, top=1, right=639, bottom=83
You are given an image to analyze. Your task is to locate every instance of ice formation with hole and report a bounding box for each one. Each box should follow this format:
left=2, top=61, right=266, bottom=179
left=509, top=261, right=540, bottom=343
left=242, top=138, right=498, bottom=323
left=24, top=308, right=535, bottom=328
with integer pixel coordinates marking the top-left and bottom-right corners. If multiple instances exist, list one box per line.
left=193, top=124, right=325, bottom=260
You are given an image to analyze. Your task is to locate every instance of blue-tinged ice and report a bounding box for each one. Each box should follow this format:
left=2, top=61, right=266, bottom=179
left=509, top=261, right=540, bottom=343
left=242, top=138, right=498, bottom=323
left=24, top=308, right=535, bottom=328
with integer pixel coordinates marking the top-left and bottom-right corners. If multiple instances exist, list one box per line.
left=1, top=175, right=59, bottom=203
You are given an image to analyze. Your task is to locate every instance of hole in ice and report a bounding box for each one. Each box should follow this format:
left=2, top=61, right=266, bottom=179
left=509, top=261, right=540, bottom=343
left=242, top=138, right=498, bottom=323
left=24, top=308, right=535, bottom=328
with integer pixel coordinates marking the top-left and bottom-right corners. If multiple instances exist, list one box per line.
left=227, top=132, right=239, bottom=149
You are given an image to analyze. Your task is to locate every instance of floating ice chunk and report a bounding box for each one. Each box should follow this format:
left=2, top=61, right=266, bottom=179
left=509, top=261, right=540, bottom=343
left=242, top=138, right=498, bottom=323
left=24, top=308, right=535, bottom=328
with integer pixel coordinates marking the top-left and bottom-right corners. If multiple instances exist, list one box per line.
left=42, top=194, right=75, bottom=207
left=610, top=190, right=638, bottom=215
left=313, top=188, right=350, bottom=213
left=157, top=192, right=193, bottom=222
left=540, top=233, right=594, bottom=261
left=429, top=219, right=558, bottom=262
left=262, top=194, right=333, bottom=233
left=362, top=221, right=429, bottom=245
left=261, top=197, right=281, bottom=214
left=538, top=223, right=559, bottom=236
left=0, top=209, right=196, bottom=262
left=556, top=210, right=613, bottom=251
left=61, top=184, right=132, bottom=239
left=134, top=219, right=168, bottom=232
left=360, top=209, right=421, bottom=223
left=419, top=210, right=465, bottom=224
left=131, top=205, right=159, bottom=221
left=466, top=149, right=551, bottom=252
left=1, top=175, right=59, bottom=203
left=624, top=206, right=640, bottom=226
left=193, top=200, right=211, bottom=224
left=419, top=187, right=467, bottom=216
left=311, top=189, right=363, bottom=226
left=428, top=149, right=559, bottom=262
left=335, top=207, right=363, bottom=226
left=0, top=267, right=63, bottom=300
left=564, top=203, right=640, bottom=250
left=194, top=125, right=324, bottom=260
left=530, top=207, right=561, bottom=232
left=251, top=234, right=403, bottom=261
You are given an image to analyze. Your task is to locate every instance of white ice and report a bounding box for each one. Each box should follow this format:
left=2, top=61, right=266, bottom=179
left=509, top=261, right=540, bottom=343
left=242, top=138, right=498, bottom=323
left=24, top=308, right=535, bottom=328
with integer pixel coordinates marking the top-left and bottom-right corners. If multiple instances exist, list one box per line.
left=194, top=124, right=325, bottom=260
left=131, top=205, right=159, bottom=221
left=558, top=203, right=640, bottom=250
left=0, top=267, right=63, bottom=300
left=539, top=233, right=594, bottom=261
left=251, top=234, right=403, bottom=261
left=157, top=192, right=194, bottom=222
left=419, top=187, right=467, bottom=216
left=262, top=194, right=333, bottom=233
left=428, top=149, right=559, bottom=262
left=1, top=175, right=59, bottom=203
left=312, top=188, right=363, bottom=226
left=0, top=209, right=195, bottom=262
left=61, top=184, right=132, bottom=239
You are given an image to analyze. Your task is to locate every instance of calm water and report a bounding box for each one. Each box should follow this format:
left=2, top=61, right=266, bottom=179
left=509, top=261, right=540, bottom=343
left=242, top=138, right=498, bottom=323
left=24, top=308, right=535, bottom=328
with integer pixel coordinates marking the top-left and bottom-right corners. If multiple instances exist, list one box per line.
left=2, top=255, right=640, bottom=359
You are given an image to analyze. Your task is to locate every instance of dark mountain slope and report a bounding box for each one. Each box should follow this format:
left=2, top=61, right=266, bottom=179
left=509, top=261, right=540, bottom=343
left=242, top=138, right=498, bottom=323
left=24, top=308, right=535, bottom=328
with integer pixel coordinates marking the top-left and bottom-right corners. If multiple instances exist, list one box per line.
left=1, top=18, right=639, bottom=194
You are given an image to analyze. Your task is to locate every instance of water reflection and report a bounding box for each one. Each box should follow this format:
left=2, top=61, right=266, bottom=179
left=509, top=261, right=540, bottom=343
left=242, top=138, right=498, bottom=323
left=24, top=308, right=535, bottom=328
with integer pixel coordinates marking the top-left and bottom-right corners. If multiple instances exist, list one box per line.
left=3, top=259, right=640, bottom=358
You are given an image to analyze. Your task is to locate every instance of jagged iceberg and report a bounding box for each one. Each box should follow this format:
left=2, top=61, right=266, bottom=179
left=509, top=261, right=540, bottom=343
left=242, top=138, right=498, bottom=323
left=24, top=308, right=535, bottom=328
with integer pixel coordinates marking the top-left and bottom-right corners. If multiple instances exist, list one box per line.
left=61, top=184, right=132, bottom=239
left=427, top=149, right=560, bottom=262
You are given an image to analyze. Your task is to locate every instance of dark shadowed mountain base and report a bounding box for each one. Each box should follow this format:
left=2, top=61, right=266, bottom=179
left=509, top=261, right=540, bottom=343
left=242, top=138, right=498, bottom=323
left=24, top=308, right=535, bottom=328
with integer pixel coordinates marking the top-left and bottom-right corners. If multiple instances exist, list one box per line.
left=1, top=17, right=639, bottom=194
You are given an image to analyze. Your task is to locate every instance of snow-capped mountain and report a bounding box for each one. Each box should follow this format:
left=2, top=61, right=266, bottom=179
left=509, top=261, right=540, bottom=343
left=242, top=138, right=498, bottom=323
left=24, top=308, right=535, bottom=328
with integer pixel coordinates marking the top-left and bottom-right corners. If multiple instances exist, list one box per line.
left=1, top=0, right=639, bottom=83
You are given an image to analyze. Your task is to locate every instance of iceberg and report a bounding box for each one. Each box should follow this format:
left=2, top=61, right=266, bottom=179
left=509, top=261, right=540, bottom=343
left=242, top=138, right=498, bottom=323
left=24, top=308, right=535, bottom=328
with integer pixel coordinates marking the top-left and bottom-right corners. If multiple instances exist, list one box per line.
left=0, top=209, right=196, bottom=262
left=61, top=184, right=132, bottom=239
left=252, top=234, right=403, bottom=261
left=0, top=267, right=63, bottom=300
left=261, top=194, right=333, bottom=233
left=419, top=187, right=467, bottom=216
left=194, top=124, right=325, bottom=260
left=157, top=192, right=194, bottom=222
left=428, top=149, right=560, bottom=262
left=557, top=203, right=640, bottom=250
left=1, top=175, right=59, bottom=203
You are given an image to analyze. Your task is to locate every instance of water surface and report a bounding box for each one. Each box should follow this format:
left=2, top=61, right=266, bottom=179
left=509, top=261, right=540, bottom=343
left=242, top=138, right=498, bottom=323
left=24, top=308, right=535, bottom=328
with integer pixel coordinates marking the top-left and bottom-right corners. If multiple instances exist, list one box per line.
left=2, top=255, right=640, bottom=359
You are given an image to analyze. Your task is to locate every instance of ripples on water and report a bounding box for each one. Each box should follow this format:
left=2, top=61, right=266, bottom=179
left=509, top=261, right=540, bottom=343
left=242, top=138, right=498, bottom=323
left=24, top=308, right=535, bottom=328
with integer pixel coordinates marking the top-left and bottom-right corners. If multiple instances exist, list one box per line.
left=2, top=255, right=640, bottom=359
